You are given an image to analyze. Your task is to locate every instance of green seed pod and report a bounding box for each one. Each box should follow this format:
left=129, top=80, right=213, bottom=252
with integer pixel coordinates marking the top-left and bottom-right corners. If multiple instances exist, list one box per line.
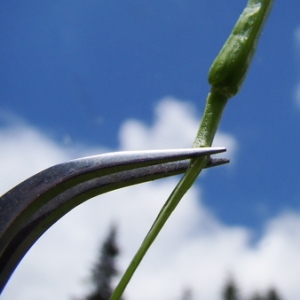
left=208, top=0, right=273, bottom=98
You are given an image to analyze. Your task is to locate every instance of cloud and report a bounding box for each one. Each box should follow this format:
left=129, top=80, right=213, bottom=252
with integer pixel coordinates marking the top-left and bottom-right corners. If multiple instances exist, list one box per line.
left=1, top=98, right=299, bottom=300
left=294, top=27, right=300, bottom=50
left=0, top=122, right=69, bottom=194
left=294, top=83, right=300, bottom=107
left=119, top=96, right=237, bottom=159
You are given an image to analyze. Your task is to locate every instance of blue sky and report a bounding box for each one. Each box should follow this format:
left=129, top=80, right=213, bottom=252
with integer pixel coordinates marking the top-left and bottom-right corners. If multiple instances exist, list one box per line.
left=1, top=1, right=300, bottom=299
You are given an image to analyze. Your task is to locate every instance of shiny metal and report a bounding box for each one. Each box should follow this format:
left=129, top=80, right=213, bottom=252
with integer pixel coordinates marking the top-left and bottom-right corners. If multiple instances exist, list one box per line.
left=0, top=147, right=228, bottom=293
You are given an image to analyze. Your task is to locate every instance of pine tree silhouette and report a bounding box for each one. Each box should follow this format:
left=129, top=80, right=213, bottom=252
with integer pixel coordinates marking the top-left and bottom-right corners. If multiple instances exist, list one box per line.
left=266, top=288, right=281, bottom=300
left=84, top=225, right=122, bottom=300
left=222, top=278, right=240, bottom=300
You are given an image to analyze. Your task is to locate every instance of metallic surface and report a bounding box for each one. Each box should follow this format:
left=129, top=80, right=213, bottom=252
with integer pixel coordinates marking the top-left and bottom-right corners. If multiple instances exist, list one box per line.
left=0, top=147, right=228, bottom=293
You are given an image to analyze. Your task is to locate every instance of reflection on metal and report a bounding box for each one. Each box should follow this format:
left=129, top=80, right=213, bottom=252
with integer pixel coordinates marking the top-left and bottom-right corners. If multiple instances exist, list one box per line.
left=0, top=147, right=228, bottom=293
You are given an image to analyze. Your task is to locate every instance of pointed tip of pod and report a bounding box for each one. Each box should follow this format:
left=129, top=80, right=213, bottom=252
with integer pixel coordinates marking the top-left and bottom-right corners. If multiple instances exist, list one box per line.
left=207, top=0, right=274, bottom=98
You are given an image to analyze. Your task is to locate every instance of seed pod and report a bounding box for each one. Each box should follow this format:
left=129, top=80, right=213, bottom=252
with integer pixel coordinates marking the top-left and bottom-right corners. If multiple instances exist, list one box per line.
left=208, top=0, right=273, bottom=98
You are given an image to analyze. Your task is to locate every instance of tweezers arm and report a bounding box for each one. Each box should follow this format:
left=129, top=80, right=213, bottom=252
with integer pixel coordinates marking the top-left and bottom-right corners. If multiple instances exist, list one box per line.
left=0, top=147, right=227, bottom=293
left=0, top=161, right=188, bottom=293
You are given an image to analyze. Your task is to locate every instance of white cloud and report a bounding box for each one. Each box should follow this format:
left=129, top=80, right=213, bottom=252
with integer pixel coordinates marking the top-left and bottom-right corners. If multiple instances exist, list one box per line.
left=1, top=98, right=299, bottom=300
left=294, top=83, right=300, bottom=106
left=119, top=96, right=237, bottom=159
left=0, top=124, right=70, bottom=194
left=294, top=27, right=300, bottom=50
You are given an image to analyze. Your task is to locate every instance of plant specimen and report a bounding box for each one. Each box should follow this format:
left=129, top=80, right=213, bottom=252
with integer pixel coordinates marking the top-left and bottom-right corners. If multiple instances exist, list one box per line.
left=110, top=1, right=274, bottom=299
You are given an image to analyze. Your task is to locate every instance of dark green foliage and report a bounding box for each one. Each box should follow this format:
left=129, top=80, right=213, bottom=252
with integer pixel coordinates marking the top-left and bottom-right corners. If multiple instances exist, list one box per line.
left=79, top=224, right=283, bottom=300
left=84, top=225, right=122, bottom=300
left=222, top=279, right=282, bottom=300
left=265, top=288, right=282, bottom=300
left=222, top=278, right=240, bottom=300
left=249, top=288, right=282, bottom=300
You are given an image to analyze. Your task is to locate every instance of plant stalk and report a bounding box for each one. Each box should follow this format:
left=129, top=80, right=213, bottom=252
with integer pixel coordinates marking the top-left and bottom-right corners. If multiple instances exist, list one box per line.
left=109, top=91, right=228, bottom=300
left=110, top=1, right=273, bottom=297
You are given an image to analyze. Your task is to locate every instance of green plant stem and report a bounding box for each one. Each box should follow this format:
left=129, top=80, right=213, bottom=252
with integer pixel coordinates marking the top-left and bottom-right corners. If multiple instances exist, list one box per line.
left=110, top=2, right=273, bottom=297
left=109, top=91, right=228, bottom=300
left=193, top=90, right=228, bottom=147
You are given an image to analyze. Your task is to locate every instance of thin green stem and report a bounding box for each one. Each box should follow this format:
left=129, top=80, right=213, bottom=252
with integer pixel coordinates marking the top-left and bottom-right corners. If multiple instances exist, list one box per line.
left=193, top=90, right=228, bottom=147
left=109, top=91, right=228, bottom=300
left=110, top=1, right=273, bottom=297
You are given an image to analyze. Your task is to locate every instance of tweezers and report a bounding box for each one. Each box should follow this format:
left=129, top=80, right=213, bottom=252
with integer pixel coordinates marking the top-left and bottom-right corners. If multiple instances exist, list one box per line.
left=0, top=147, right=228, bottom=293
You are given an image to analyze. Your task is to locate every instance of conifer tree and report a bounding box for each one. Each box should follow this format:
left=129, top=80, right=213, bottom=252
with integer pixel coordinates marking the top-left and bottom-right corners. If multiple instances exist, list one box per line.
left=266, top=288, right=281, bottom=300
left=249, top=287, right=282, bottom=300
left=222, top=278, right=240, bottom=300
left=83, top=225, right=122, bottom=300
